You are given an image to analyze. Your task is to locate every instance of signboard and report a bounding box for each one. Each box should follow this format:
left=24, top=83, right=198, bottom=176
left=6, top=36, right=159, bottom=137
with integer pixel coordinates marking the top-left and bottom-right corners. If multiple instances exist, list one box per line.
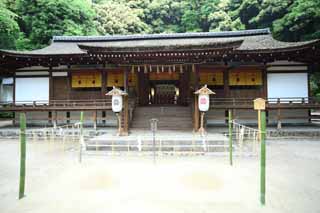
left=254, top=98, right=266, bottom=110
left=198, top=94, right=210, bottom=112
left=71, top=71, right=102, bottom=88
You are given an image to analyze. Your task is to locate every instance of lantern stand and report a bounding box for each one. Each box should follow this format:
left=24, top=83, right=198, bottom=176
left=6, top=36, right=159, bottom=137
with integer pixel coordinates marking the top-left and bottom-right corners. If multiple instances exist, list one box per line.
left=194, top=85, right=215, bottom=136
left=106, top=86, right=128, bottom=136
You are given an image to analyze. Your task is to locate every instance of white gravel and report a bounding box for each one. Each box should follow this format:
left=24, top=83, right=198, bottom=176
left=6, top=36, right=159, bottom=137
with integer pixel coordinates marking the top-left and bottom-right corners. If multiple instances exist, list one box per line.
left=0, top=139, right=320, bottom=213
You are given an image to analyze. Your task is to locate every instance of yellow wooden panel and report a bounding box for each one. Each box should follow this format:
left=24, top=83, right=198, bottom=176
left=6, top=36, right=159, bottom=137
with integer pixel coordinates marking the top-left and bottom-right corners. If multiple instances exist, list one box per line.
left=208, top=71, right=223, bottom=85
left=71, top=71, right=101, bottom=88
left=199, top=72, right=208, bottom=85
left=229, top=71, right=245, bottom=85
left=229, top=70, right=262, bottom=86
left=128, top=72, right=137, bottom=86
left=107, top=71, right=124, bottom=87
left=245, top=70, right=262, bottom=85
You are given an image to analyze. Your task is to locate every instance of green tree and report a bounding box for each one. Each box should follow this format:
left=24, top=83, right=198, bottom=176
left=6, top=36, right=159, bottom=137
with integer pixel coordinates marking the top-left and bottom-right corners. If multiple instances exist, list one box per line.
left=273, top=0, right=320, bottom=41
left=94, top=0, right=150, bottom=35
left=0, top=0, right=20, bottom=49
left=16, top=0, right=97, bottom=49
left=140, top=0, right=185, bottom=33
left=208, top=0, right=244, bottom=31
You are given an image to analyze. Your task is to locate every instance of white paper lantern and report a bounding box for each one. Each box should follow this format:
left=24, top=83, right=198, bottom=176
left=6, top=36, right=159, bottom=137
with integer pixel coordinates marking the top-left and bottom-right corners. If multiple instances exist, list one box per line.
left=198, top=94, right=210, bottom=112
left=112, top=95, right=123, bottom=113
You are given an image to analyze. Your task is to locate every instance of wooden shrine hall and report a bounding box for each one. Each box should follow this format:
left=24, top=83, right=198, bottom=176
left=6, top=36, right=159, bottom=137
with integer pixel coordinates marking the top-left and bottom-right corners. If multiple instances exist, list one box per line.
left=0, top=28, right=320, bottom=133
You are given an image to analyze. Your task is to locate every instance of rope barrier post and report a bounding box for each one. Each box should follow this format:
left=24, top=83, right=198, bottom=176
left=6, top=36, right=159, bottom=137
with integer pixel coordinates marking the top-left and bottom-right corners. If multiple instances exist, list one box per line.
left=149, top=118, right=158, bottom=165
left=228, top=109, right=233, bottom=166
left=19, top=112, right=26, bottom=199
left=253, top=98, right=267, bottom=206
left=260, top=110, right=266, bottom=205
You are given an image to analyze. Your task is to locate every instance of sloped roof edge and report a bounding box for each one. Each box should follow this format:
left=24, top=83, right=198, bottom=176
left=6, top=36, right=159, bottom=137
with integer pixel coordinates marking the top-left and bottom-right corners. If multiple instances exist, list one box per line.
left=53, top=28, right=271, bottom=42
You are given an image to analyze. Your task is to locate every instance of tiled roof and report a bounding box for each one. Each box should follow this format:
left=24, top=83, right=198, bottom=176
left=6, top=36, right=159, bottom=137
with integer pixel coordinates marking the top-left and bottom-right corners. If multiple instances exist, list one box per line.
left=53, top=28, right=271, bottom=42
left=0, top=28, right=318, bottom=56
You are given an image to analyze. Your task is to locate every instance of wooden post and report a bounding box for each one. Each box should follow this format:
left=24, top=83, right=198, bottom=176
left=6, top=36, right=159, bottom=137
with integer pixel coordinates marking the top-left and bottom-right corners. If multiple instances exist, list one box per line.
left=198, top=112, right=206, bottom=135
left=124, top=68, right=129, bottom=93
left=260, top=110, right=266, bottom=205
left=101, top=71, right=106, bottom=98
left=19, top=112, right=26, bottom=199
left=228, top=109, right=233, bottom=166
left=194, top=94, right=200, bottom=131
left=49, top=69, right=54, bottom=104
left=224, top=68, right=230, bottom=125
left=262, top=66, right=268, bottom=99
left=13, top=73, right=16, bottom=126
left=123, top=95, right=129, bottom=135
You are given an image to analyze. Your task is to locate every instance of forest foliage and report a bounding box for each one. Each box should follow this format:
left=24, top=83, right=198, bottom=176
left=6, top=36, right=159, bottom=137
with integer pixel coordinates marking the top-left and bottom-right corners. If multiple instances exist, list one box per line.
left=0, top=0, right=320, bottom=94
left=1, top=0, right=320, bottom=50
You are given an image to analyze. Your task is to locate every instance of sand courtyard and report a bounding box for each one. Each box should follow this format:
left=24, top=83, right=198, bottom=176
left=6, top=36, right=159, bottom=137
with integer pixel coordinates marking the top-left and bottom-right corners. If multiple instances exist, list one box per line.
left=0, top=138, right=320, bottom=213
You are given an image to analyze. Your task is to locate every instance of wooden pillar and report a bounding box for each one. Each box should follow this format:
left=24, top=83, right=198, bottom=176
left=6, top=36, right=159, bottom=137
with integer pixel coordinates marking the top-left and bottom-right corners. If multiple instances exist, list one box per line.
left=138, top=71, right=148, bottom=105
left=49, top=70, right=54, bottom=125
left=67, top=68, right=71, bottom=100
left=13, top=72, right=16, bottom=126
left=194, top=65, right=199, bottom=90
left=124, top=68, right=129, bottom=93
left=262, top=65, right=268, bottom=125
left=101, top=70, right=107, bottom=97
left=224, top=68, right=230, bottom=124
left=193, top=65, right=200, bottom=131
left=123, top=95, right=129, bottom=135
left=123, top=68, right=129, bottom=134
left=307, top=65, right=312, bottom=123
left=194, top=94, right=200, bottom=131
left=49, top=68, right=54, bottom=103
left=223, top=68, right=230, bottom=98
left=262, top=65, right=268, bottom=99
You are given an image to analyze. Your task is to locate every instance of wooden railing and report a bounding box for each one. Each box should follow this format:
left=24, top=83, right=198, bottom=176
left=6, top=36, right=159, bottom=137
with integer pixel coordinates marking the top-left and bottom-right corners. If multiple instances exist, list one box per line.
left=0, top=99, right=113, bottom=111
left=1, top=97, right=320, bottom=111
left=209, top=97, right=320, bottom=109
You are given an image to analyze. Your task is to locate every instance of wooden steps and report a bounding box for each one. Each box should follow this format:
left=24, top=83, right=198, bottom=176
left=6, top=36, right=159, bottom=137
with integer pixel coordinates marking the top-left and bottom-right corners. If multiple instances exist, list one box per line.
left=131, top=106, right=193, bottom=130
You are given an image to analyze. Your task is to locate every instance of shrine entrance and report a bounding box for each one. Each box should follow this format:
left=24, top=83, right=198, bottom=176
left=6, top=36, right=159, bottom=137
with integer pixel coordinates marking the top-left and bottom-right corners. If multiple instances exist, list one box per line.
left=149, top=81, right=179, bottom=105
left=137, top=65, right=190, bottom=106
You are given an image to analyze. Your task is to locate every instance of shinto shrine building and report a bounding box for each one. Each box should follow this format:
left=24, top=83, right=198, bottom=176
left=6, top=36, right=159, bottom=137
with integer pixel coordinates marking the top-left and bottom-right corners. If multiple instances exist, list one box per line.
left=0, top=28, right=320, bottom=133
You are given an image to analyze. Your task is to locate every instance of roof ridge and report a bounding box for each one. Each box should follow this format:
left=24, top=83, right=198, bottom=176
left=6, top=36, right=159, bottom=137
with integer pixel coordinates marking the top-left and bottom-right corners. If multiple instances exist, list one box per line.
left=53, top=28, right=271, bottom=42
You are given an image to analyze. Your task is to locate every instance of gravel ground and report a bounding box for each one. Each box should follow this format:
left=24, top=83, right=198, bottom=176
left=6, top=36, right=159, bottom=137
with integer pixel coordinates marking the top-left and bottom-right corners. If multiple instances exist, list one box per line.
left=0, top=138, right=320, bottom=213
